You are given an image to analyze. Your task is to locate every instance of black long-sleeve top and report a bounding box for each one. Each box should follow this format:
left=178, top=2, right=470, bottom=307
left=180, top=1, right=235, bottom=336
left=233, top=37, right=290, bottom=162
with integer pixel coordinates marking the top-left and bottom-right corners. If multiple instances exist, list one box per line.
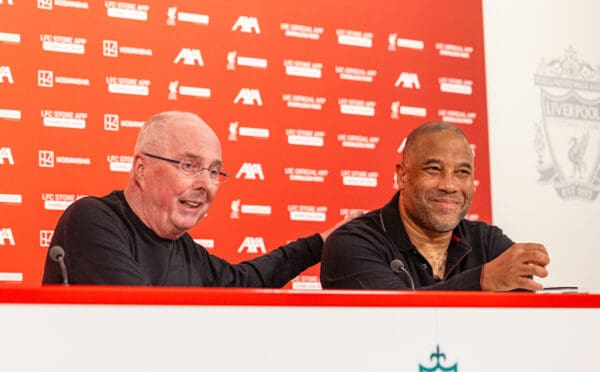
left=43, top=191, right=323, bottom=287
left=320, top=192, right=513, bottom=290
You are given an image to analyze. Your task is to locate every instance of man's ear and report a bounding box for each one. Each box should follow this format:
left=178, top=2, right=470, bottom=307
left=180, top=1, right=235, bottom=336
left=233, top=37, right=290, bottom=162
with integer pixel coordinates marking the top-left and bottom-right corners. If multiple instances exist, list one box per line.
left=132, top=154, right=146, bottom=187
left=395, top=163, right=407, bottom=190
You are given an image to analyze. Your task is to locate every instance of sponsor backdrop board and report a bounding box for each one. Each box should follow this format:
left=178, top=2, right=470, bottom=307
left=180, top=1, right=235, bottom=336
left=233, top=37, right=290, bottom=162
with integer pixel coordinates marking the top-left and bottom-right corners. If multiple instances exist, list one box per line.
left=0, top=0, right=490, bottom=286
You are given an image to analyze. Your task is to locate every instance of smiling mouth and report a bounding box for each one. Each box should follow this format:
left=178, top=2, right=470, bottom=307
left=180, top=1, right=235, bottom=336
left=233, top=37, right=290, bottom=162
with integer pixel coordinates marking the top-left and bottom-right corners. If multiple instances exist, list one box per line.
left=431, top=198, right=461, bottom=205
left=181, top=200, right=202, bottom=208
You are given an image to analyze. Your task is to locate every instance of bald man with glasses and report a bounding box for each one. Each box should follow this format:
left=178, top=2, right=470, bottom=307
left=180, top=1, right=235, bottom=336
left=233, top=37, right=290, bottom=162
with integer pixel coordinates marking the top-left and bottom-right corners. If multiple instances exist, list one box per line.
left=43, top=111, right=349, bottom=286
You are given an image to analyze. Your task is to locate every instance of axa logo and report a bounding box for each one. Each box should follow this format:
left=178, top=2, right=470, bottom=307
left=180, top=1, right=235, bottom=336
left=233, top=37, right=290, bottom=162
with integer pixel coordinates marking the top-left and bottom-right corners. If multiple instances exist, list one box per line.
left=103, top=40, right=118, bottom=57
left=174, top=48, right=204, bottom=66
left=40, top=230, right=54, bottom=247
left=232, top=16, right=260, bottom=34
left=0, top=147, right=14, bottom=165
left=234, top=88, right=262, bottom=106
left=0, top=66, right=14, bottom=84
left=395, top=72, right=420, bottom=89
left=0, top=228, right=15, bottom=246
left=236, top=163, right=264, bottom=180
left=237, top=237, right=266, bottom=254
left=39, top=150, right=55, bottom=167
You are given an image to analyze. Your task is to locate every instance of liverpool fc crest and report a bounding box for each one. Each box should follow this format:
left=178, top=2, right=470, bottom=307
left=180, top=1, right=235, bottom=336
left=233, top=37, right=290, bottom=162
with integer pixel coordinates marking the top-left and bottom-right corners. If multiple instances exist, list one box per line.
left=534, top=47, right=600, bottom=201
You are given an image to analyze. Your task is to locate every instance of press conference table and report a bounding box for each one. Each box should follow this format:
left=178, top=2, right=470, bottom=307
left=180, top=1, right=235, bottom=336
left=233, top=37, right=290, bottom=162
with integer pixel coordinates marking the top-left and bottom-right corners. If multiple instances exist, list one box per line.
left=1, top=286, right=598, bottom=371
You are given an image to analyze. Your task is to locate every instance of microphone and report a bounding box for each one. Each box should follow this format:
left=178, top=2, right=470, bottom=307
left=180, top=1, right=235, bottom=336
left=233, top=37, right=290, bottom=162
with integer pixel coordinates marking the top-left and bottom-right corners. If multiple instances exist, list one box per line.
left=49, top=245, right=69, bottom=285
left=390, top=259, right=415, bottom=290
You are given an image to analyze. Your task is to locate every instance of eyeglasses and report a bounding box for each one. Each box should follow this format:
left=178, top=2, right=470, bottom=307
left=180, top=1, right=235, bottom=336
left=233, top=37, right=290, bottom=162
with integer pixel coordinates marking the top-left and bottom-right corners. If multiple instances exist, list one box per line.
left=143, top=152, right=230, bottom=184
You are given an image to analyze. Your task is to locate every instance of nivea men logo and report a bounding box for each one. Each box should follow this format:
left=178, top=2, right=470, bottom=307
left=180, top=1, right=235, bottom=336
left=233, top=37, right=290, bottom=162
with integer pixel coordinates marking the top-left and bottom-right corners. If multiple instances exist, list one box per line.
left=534, top=47, right=600, bottom=201
left=0, top=147, right=14, bottom=165
left=232, top=16, right=260, bottom=34
left=237, top=237, right=266, bottom=254
left=395, top=72, right=420, bottom=89
left=39, top=230, right=54, bottom=247
left=0, top=228, right=15, bottom=246
left=236, top=163, right=264, bottom=180
left=234, top=88, right=262, bottom=106
left=174, top=48, right=204, bottom=66
left=0, top=66, right=13, bottom=84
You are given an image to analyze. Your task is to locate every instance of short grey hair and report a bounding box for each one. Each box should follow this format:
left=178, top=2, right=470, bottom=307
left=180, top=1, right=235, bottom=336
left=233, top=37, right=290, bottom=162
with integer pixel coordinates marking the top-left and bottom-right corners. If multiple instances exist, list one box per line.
left=133, top=111, right=201, bottom=154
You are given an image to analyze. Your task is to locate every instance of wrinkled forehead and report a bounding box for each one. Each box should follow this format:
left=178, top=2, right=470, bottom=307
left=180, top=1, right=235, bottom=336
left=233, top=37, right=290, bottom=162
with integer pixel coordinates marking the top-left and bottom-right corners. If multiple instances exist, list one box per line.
left=164, top=117, right=222, bottom=159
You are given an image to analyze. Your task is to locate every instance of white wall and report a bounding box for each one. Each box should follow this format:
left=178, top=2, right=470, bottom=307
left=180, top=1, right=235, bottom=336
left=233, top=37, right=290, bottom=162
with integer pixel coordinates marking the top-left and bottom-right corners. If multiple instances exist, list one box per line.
left=484, top=0, right=600, bottom=290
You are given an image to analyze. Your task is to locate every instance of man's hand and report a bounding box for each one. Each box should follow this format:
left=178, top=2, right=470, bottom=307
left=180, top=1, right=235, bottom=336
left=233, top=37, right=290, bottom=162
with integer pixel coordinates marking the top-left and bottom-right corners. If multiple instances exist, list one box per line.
left=481, top=243, right=550, bottom=291
left=319, top=210, right=364, bottom=241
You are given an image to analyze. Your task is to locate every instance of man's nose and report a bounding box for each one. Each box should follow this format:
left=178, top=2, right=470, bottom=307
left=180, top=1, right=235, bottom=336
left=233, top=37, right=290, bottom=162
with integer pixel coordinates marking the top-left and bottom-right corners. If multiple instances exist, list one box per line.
left=438, top=171, right=458, bottom=192
left=192, top=168, right=213, bottom=188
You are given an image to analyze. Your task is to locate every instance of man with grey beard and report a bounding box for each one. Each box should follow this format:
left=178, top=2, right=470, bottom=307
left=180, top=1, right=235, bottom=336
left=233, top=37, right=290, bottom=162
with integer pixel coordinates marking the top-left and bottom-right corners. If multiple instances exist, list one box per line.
left=321, top=122, right=550, bottom=291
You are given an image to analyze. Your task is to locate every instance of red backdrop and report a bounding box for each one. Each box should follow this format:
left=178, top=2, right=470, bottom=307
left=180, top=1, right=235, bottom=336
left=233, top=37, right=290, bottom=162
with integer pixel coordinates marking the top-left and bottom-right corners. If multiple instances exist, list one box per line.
left=0, top=0, right=490, bottom=287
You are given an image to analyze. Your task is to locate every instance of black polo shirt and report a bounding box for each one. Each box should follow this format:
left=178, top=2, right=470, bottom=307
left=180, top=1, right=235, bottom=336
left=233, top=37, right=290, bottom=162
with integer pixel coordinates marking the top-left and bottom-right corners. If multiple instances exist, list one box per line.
left=321, top=192, right=514, bottom=290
